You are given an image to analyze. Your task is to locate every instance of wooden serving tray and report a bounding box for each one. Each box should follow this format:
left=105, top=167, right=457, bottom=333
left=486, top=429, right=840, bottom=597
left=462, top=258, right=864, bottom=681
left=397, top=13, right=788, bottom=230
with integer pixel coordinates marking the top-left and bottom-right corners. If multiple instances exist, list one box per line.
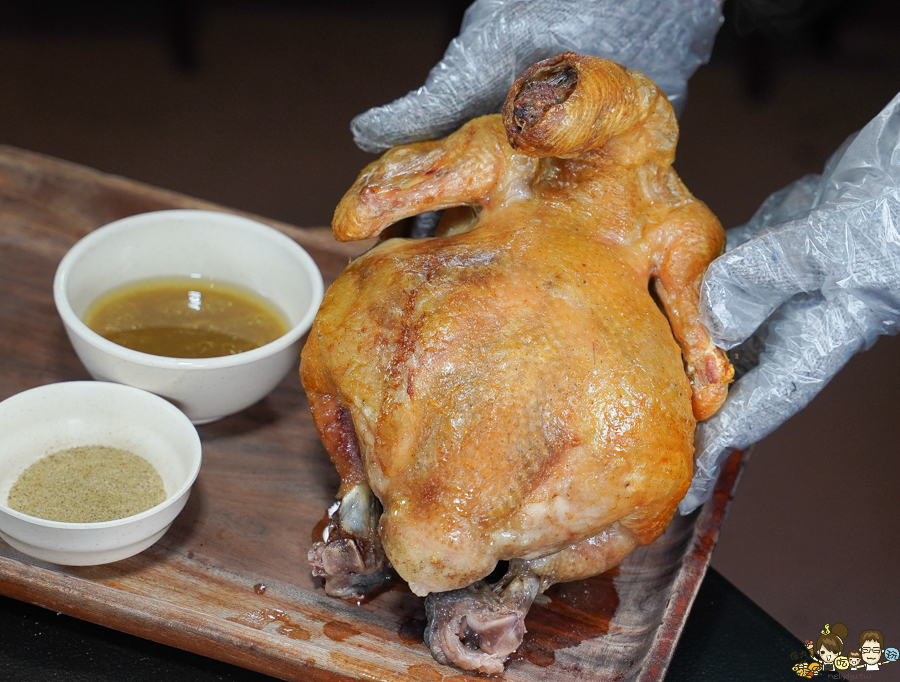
left=0, top=146, right=746, bottom=682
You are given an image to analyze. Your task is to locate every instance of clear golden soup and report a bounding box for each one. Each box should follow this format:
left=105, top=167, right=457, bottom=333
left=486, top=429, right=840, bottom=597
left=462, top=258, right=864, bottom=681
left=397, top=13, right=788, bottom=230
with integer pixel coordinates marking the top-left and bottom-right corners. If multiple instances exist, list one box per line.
left=83, top=276, right=290, bottom=358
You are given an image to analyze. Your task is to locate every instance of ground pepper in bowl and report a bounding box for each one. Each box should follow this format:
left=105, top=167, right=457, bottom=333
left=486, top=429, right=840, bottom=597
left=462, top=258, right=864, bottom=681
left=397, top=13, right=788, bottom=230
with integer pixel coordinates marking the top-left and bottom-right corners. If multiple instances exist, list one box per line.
left=8, top=445, right=167, bottom=523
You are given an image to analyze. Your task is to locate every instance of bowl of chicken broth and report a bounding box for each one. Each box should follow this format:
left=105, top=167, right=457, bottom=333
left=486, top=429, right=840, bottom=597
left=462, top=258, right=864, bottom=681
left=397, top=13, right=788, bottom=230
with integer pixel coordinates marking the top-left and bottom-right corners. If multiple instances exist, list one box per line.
left=54, top=210, right=324, bottom=424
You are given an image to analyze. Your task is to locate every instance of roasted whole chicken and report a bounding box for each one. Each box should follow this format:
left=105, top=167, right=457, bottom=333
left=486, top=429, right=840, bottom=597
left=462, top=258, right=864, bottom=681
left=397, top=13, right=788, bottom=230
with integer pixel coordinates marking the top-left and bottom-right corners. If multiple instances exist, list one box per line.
left=302, top=53, right=733, bottom=673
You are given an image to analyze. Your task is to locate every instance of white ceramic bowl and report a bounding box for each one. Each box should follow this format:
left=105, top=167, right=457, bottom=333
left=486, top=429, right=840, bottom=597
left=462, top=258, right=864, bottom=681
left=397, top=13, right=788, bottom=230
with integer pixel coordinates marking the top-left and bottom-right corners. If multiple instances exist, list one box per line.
left=0, top=381, right=202, bottom=566
left=54, top=209, right=324, bottom=424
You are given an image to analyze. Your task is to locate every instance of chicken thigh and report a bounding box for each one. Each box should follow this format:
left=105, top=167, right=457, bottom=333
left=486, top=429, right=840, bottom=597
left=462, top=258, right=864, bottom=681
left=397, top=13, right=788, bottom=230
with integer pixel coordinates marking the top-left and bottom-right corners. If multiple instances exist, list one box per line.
left=302, top=53, right=733, bottom=673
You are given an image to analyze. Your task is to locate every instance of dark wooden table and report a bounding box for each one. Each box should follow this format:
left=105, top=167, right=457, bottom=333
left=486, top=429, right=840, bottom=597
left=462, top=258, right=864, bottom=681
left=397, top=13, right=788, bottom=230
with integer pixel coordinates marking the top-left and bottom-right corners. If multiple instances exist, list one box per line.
left=0, top=147, right=803, bottom=681
left=0, top=567, right=812, bottom=682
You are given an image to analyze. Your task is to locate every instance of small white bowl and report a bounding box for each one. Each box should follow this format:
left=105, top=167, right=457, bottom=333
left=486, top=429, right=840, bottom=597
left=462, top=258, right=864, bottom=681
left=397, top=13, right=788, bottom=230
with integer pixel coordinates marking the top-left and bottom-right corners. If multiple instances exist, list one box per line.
left=54, top=209, right=324, bottom=424
left=0, top=381, right=202, bottom=566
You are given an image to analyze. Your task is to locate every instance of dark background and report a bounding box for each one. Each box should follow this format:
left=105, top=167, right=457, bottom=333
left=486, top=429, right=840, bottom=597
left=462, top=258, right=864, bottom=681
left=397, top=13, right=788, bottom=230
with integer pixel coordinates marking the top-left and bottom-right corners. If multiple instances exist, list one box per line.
left=0, top=0, right=899, bottom=652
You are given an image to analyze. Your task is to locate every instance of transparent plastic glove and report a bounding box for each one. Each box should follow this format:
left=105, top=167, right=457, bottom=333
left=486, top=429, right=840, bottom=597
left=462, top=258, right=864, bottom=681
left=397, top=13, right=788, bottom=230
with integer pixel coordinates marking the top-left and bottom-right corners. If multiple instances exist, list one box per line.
left=679, top=91, right=900, bottom=514
left=352, top=0, right=723, bottom=153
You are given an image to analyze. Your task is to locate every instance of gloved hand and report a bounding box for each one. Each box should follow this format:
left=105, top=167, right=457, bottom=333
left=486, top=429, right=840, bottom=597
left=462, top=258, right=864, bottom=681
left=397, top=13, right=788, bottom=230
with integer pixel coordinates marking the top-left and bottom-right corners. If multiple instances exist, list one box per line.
left=351, top=0, right=723, bottom=153
left=679, top=90, right=900, bottom=514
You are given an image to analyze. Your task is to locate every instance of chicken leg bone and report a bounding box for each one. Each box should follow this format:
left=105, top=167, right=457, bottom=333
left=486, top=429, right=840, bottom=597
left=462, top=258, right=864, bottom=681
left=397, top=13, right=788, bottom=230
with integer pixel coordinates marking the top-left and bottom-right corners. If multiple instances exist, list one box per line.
left=308, top=483, right=391, bottom=599
left=425, top=568, right=541, bottom=674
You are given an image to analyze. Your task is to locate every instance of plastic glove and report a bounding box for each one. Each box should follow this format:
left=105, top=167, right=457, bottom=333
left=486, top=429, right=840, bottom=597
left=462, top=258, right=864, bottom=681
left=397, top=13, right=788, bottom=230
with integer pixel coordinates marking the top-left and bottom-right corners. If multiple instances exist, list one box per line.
left=679, top=91, right=900, bottom=514
left=352, top=0, right=723, bottom=153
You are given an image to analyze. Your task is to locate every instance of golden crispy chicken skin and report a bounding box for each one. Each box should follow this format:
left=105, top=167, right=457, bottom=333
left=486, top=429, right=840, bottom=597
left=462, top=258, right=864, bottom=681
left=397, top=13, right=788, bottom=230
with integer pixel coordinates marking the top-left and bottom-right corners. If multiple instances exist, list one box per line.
left=303, top=53, right=733, bottom=673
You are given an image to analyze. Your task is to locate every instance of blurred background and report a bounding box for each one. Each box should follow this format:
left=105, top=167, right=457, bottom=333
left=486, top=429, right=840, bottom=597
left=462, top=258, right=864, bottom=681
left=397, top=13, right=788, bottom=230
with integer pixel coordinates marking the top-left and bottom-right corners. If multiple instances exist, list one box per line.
left=1, top=0, right=899, bottom=652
